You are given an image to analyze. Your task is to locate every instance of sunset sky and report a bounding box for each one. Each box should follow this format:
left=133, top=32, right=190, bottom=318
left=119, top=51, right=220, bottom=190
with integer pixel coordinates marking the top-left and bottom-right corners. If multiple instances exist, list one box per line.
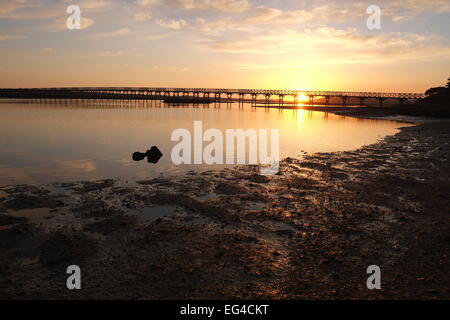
left=0, top=0, right=449, bottom=92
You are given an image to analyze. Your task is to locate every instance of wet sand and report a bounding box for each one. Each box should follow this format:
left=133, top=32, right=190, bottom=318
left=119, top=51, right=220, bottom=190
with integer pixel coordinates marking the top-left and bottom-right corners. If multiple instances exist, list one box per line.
left=0, top=108, right=449, bottom=299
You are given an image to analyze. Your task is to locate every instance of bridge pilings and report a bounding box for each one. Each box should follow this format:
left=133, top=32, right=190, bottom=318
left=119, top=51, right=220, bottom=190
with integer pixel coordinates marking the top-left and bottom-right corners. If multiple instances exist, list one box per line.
left=265, top=94, right=271, bottom=106
left=279, top=95, right=284, bottom=106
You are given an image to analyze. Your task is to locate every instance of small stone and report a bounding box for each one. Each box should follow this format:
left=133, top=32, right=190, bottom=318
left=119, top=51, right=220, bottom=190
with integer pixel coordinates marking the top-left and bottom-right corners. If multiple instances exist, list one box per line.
left=132, top=152, right=146, bottom=161
left=145, top=146, right=163, bottom=164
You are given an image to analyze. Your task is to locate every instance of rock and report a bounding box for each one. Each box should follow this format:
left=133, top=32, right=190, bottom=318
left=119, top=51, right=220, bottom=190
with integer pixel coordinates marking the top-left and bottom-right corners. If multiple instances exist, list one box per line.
left=132, top=146, right=163, bottom=163
left=145, top=146, right=163, bottom=164
left=132, top=152, right=146, bottom=161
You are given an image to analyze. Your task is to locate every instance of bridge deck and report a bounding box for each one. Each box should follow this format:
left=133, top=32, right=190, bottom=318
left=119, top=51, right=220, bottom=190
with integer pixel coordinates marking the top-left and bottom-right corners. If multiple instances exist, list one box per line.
left=0, top=87, right=425, bottom=99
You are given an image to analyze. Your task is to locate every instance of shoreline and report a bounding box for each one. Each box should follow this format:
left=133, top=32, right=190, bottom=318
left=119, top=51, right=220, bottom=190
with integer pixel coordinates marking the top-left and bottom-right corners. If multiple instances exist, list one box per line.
left=0, top=108, right=449, bottom=299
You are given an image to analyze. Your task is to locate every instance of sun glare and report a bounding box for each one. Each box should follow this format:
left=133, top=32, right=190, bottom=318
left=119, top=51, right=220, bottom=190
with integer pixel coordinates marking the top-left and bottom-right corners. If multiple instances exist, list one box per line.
left=298, top=94, right=308, bottom=102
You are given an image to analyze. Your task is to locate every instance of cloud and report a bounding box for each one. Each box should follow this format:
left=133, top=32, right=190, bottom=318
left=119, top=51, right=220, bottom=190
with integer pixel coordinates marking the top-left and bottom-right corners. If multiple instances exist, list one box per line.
left=76, top=0, right=115, bottom=10
left=192, top=4, right=367, bottom=34
left=199, top=27, right=450, bottom=64
left=0, top=0, right=61, bottom=19
left=388, top=0, right=450, bottom=14
left=368, top=0, right=450, bottom=22
left=136, top=0, right=250, bottom=12
left=156, top=19, right=187, bottom=30
left=76, top=48, right=146, bottom=59
left=84, top=27, right=130, bottom=39
left=140, top=32, right=179, bottom=40
left=170, top=0, right=249, bottom=12
left=134, top=12, right=152, bottom=21
left=0, top=0, right=115, bottom=19
left=0, top=0, right=29, bottom=14
left=80, top=17, right=95, bottom=30
left=0, top=34, right=26, bottom=40
left=135, top=0, right=158, bottom=6
left=191, top=1, right=450, bottom=34
left=41, top=16, right=95, bottom=32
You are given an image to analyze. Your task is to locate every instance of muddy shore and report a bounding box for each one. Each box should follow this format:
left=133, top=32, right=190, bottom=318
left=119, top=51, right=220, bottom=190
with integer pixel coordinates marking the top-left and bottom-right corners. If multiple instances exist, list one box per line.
left=0, top=108, right=449, bottom=299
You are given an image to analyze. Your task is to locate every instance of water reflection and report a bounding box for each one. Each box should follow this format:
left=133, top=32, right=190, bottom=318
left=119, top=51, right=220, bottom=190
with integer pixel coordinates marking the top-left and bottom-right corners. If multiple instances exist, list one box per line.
left=0, top=100, right=413, bottom=185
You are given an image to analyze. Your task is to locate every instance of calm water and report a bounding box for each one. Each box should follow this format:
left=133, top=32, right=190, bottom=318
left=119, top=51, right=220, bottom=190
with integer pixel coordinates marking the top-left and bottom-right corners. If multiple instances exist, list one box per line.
left=0, top=99, right=411, bottom=185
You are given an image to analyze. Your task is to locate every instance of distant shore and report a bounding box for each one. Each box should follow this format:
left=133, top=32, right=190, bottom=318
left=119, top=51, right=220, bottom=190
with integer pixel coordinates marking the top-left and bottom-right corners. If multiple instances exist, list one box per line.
left=257, top=104, right=450, bottom=119
left=0, top=107, right=449, bottom=299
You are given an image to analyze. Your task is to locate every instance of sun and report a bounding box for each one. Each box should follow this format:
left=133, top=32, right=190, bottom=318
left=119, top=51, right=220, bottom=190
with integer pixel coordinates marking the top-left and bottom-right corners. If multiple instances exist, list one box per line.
left=297, top=94, right=308, bottom=102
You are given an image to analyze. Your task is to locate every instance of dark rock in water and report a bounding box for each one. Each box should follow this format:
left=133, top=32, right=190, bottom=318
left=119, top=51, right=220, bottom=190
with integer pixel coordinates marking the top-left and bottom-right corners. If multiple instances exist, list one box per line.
left=132, top=146, right=163, bottom=164
left=145, top=146, right=163, bottom=164
left=132, top=152, right=146, bottom=161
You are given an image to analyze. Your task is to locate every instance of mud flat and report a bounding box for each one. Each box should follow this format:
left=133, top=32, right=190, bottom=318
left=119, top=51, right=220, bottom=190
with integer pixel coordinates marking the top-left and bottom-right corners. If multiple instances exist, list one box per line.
left=0, top=110, right=449, bottom=299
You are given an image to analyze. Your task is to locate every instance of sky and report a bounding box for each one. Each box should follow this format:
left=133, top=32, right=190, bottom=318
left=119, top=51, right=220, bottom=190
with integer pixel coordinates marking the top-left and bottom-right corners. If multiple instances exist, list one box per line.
left=0, top=0, right=449, bottom=92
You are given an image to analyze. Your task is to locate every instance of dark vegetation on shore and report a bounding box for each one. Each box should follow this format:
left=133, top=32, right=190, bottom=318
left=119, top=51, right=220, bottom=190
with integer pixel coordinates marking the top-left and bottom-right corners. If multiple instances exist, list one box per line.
left=394, top=77, right=450, bottom=118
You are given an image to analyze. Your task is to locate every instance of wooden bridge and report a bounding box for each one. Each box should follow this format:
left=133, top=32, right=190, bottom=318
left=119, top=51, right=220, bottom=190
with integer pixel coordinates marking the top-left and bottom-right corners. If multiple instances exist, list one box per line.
left=0, top=87, right=425, bottom=106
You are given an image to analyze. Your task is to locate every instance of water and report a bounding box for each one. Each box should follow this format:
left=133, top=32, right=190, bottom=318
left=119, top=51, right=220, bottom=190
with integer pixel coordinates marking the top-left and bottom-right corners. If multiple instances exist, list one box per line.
left=0, top=99, right=412, bottom=185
